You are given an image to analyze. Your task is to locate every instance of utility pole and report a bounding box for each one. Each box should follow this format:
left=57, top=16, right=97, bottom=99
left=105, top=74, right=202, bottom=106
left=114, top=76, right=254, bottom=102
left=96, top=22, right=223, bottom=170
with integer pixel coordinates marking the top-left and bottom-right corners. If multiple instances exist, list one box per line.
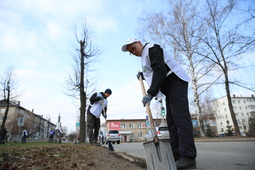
left=57, top=113, right=62, bottom=143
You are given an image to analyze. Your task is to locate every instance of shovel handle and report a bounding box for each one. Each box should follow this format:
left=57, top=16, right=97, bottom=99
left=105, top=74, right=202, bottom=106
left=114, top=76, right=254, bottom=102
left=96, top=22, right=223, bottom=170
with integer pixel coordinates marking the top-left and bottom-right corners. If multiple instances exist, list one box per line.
left=139, top=75, right=159, bottom=144
left=101, top=100, right=106, bottom=120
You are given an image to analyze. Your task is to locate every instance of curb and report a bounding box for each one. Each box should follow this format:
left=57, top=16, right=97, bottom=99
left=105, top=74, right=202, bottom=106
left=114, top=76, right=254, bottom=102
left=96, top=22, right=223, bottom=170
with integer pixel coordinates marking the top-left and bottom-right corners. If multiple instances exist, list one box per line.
left=195, top=137, right=255, bottom=142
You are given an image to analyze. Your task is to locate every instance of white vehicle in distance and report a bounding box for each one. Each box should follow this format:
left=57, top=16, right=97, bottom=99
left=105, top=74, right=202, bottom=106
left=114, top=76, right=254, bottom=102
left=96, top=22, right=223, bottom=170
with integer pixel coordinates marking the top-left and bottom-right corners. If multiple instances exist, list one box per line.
left=145, top=126, right=169, bottom=141
left=106, top=130, right=121, bottom=144
left=157, top=126, right=170, bottom=140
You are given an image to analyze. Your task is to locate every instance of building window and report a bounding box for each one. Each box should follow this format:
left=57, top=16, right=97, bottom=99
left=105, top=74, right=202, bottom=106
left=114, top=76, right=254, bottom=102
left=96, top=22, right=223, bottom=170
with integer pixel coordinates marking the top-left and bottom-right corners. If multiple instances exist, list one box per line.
left=247, top=113, right=249, bottom=116
left=238, top=100, right=240, bottom=104
left=129, top=123, right=134, bottom=128
left=245, top=106, right=247, bottom=110
left=18, top=117, right=24, bottom=126
left=239, top=106, right=242, bottom=110
left=221, top=128, right=224, bottom=132
left=224, top=108, right=227, bottom=111
left=130, top=133, right=134, bottom=139
left=243, top=100, right=246, bottom=103
left=223, top=102, right=225, bottom=105
left=241, top=113, right=244, bottom=116
left=121, top=123, right=126, bottom=129
left=225, top=115, right=228, bottom=118
left=235, top=113, right=239, bottom=116
left=137, top=123, right=142, bottom=128
left=220, top=122, right=222, bottom=126
left=137, top=130, right=142, bottom=138
left=232, top=100, right=236, bottom=104
left=0, top=108, right=5, bottom=114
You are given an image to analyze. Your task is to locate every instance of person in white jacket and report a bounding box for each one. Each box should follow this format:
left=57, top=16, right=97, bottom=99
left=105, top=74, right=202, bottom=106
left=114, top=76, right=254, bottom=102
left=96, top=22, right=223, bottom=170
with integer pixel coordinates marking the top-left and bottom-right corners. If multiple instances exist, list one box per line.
left=22, top=129, right=28, bottom=143
left=87, top=89, right=112, bottom=146
left=122, top=38, right=197, bottom=169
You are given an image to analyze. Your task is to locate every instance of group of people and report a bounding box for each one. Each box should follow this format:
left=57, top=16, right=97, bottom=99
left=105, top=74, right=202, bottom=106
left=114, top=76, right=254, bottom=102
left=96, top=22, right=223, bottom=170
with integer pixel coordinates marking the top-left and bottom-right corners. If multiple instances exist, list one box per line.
left=0, top=127, right=28, bottom=144
left=0, top=127, right=60, bottom=144
left=0, top=37, right=197, bottom=169
left=48, top=129, right=62, bottom=143
left=87, top=37, right=197, bottom=169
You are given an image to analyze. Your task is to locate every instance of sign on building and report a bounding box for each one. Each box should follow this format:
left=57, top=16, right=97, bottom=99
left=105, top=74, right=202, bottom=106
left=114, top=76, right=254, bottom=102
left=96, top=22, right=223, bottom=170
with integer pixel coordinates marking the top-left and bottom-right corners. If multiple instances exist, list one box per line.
left=146, top=121, right=150, bottom=127
left=109, top=122, right=120, bottom=130
left=192, top=120, right=199, bottom=127
left=76, top=122, right=80, bottom=127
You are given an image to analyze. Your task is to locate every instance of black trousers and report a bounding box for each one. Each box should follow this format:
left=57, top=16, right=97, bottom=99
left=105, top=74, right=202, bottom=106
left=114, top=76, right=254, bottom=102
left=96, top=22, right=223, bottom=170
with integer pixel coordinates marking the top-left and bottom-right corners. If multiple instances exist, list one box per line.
left=160, top=73, right=197, bottom=159
left=87, top=106, right=100, bottom=143
left=22, top=136, right=26, bottom=143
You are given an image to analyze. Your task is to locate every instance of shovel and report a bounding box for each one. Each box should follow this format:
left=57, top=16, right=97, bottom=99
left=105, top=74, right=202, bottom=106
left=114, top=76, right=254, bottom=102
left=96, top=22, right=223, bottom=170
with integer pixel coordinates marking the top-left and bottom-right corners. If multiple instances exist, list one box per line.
left=101, top=100, right=114, bottom=151
left=139, top=75, right=176, bottom=170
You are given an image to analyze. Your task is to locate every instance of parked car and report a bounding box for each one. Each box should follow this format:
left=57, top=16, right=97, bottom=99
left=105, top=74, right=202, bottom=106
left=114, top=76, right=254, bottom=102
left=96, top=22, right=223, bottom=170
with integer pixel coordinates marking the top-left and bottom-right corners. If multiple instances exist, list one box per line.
left=106, top=130, right=121, bottom=144
left=157, top=126, right=170, bottom=140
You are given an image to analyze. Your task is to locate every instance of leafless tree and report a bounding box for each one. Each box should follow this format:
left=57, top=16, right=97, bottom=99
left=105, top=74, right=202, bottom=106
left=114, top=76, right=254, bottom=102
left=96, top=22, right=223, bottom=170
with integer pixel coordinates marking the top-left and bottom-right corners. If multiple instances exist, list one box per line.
left=65, top=22, right=100, bottom=143
left=0, top=67, right=19, bottom=137
left=197, top=0, right=255, bottom=136
left=68, top=131, right=78, bottom=142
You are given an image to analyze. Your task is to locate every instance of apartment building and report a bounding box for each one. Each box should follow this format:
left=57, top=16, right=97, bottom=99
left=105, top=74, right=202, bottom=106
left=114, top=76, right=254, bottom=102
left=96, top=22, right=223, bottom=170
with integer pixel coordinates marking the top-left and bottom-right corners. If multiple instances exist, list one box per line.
left=211, top=95, right=255, bottom=136
left=105, top=118, right=167, bottom=142
left=0, top=100, right=56, bottom=141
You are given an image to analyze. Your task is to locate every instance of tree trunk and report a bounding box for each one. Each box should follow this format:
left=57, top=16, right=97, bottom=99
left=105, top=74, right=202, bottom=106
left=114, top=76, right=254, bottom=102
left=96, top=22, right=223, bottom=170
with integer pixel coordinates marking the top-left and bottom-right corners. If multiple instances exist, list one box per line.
left=79, top=41, right=86, bottom=143
left=189, top=58, right=205, bottom=137
left=0, top=83, right=10, bottom=135
left=224, top=70, right=241, bottom=136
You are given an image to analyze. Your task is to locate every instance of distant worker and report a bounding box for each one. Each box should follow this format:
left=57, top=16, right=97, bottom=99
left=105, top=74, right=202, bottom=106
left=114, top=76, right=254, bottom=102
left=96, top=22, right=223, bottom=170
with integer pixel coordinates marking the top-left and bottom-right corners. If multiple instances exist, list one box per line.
left=22, top=128, right=28, bottom=143
left=87, top=89, right=112, bottom=146
left=99, top=131, right=105, bottom=145
left=56, top=129, right=62, bottom=144
left=122, top=38, right=197, bottom=169
left=49, top=130, right=55, bottom=143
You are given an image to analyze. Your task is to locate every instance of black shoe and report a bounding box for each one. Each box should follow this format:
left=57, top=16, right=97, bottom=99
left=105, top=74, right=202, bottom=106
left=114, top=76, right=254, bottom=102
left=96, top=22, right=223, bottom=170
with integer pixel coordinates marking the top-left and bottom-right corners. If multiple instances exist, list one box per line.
left=176, top=156, right=196, bottom=169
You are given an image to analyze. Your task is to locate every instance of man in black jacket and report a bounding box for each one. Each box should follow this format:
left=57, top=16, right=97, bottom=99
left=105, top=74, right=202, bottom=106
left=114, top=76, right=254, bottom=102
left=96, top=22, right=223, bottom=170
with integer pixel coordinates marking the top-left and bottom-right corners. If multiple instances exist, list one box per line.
left=87, top=89, right=112, bottom=146
left=122, top=38, right=197, bottom=169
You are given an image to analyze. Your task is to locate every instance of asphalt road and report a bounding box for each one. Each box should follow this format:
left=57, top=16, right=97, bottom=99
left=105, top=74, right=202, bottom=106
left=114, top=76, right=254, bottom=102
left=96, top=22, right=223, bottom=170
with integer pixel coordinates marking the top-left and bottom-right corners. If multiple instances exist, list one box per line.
left=110, top=141, right=255, bottom=170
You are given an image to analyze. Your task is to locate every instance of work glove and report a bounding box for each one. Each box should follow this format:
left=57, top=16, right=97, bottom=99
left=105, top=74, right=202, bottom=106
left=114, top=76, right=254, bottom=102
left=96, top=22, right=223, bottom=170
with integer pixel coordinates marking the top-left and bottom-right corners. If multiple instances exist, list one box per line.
left=142, top=94, right=153, bottom=107
left=136, top=72, right=145, bottom=80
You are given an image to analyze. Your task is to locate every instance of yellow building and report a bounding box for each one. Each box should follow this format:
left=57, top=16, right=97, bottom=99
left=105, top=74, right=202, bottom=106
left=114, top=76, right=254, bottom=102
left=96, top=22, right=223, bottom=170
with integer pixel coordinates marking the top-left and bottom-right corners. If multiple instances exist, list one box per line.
left=105, top=118, right=166, bottom=142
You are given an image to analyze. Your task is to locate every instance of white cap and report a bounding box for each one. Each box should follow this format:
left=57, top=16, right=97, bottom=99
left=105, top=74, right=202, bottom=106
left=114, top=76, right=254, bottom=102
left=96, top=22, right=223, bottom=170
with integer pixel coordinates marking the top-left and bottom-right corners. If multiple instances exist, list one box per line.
left=121, top=37, right=138, bottom=52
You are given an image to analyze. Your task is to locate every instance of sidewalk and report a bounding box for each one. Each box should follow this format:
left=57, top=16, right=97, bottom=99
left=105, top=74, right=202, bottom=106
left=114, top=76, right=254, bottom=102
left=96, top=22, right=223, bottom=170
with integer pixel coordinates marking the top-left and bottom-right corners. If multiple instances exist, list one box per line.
left=195, top=136, right=255, bottom=142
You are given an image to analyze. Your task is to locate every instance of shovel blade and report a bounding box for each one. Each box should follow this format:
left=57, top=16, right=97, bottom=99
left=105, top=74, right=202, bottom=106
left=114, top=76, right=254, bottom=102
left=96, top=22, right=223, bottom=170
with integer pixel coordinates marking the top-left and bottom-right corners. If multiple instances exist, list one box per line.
left=143, top=139, right=176, bottom=170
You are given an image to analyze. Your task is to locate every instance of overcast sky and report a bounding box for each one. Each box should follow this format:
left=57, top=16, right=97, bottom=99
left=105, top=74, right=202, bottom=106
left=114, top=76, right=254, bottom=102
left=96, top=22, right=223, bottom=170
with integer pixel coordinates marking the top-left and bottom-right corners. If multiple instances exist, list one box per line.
left=0, top=0, right=254, bottom=133
left=0, top=0, right=168, bottom=133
